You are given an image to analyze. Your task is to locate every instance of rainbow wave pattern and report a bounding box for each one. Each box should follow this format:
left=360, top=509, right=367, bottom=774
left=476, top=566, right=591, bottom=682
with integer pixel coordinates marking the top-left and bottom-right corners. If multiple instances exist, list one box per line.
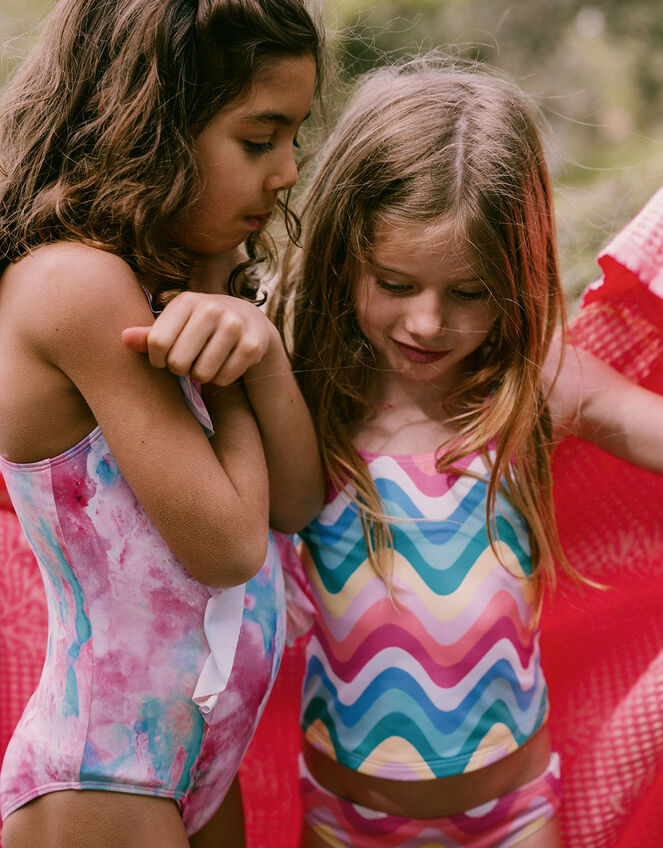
left=299, top=450, right=548, bottom=780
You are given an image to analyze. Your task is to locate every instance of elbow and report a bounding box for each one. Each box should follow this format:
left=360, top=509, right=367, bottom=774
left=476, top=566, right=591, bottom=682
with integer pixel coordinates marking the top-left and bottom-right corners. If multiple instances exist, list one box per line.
left=213, top=532, right=268, bottom=588
left=269, top=481, right=325, bottom=535
left=269, top=506, right=317, bottom=535
left=183, top=523, right=269, bottom=589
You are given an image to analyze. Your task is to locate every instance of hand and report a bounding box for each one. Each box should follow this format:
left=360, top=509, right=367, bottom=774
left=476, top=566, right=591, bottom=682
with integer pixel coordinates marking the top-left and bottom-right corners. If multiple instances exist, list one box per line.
left=121, top=291, right=278, bottom=386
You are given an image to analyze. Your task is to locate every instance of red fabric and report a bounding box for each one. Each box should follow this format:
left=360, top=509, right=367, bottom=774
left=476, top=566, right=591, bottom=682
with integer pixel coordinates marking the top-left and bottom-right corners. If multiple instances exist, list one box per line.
left=0, top=503, right=49, bottom=847
left=542, top=247, right=663, bottom=847
left=240, top=643, right=305, bottom=846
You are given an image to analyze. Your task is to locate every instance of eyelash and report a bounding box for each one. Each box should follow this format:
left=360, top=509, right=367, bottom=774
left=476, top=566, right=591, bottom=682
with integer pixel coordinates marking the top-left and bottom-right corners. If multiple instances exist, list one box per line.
left=375, top=278, right=411, bottom=295
left=244, top=138, right=301, bottom=156
left=244, top=141, right=275, bottom=155
left=452, top=288, right=490, bottom=302
left=375, top=278, right=489, bottom=301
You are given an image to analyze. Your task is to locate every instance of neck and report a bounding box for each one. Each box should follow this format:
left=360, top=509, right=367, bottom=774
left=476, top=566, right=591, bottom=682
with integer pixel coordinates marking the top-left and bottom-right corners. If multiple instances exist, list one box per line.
left=355, top=374, right=459, bottom=455
left=187, top=248, right=245, bottom=294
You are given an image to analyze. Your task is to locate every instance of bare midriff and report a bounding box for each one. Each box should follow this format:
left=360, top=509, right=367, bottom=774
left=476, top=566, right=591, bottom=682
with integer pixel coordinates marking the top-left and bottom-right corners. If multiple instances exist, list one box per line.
left=303, top=724, right=552, bottom=818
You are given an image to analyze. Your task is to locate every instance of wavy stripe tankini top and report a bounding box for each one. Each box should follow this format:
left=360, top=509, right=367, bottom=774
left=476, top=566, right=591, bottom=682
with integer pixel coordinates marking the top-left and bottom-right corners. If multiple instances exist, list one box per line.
left=298, top=448, right=547, bottom=781
left=0, top=379, right=286, bottom=835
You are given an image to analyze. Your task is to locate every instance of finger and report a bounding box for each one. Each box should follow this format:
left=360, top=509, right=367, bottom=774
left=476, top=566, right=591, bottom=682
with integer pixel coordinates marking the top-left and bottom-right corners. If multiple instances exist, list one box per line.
left=121, top=326, right=150, bottom=353
left=206, top=335, right=265, bottom=387
left=144, top=295, right=198, bottom=370
left=165, top=309, right=243, bottom=378
left=187, top=322, right=246, bottom=384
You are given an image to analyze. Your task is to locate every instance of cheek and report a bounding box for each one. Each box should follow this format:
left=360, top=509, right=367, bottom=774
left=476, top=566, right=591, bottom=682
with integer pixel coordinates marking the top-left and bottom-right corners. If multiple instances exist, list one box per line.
left=357, top=297, right=393, bottom=340
left=470, top=303, right=499, bottom=336
left=197, top=144, right=245, bottom=209
left=203, top=165, right=241, bottom=209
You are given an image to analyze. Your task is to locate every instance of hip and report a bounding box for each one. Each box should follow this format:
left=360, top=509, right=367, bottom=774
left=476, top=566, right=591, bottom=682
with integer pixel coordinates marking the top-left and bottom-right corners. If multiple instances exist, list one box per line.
left=302, top=724, right=553, bottom=818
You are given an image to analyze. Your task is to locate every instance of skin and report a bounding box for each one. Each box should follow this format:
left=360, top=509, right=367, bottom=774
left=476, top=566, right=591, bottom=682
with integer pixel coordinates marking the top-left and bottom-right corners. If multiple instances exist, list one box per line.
left=350, top=217, right=663, bottom=474
left=545, top=334, right=663, bottom=473
left=351, top=218, right=499, bottom=455
left=0, top=54, right=320, bottom=848
left=170, top=55, right=316, bottom=255
left=124, top=54, right=324, bottom=533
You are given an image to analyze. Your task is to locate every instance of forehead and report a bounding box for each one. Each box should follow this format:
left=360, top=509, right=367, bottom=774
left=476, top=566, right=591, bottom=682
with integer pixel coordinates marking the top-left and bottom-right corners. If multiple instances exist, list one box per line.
left=228, top=54, right=316, bottom=124
left=371, top=218, right=472, bottom=268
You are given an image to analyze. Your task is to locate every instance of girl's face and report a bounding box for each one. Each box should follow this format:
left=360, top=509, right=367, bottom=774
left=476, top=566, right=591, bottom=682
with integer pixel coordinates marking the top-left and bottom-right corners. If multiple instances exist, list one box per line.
left=354, top=218, right=499, bottom=393
left=171, top=54, right=316, bottom=255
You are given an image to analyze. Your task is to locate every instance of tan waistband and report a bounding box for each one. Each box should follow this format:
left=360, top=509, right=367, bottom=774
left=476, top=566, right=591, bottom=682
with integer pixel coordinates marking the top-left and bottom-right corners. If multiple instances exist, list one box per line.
left=303, top=724, right=553, bottom=818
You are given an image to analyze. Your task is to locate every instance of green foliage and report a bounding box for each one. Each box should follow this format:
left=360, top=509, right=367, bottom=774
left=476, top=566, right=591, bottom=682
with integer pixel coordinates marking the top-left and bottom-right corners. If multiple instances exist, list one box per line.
left=325, top=0, right=663, bottom=300
left=0, top=0, right=55, bottom=81
left=2, top=0, right=662, bottom=301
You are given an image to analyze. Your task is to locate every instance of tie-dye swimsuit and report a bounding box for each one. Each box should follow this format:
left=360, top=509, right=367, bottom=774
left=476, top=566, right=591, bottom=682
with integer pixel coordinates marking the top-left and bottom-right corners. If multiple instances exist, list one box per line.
left=0, top=381, right=285, bottom=836
left=297, top=447, right=559, bottom=846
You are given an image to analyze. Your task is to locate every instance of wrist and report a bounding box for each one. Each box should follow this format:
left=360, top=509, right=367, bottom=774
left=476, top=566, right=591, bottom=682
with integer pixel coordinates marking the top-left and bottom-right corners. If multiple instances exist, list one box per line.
left=248, top=320, right=286, bottom=376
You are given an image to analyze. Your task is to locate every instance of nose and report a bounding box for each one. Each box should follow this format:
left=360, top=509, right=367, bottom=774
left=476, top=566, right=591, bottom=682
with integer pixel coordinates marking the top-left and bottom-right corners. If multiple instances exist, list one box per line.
left=404, top=293, right=444, bottom=340
left=264, top=147, right=298, bottom=193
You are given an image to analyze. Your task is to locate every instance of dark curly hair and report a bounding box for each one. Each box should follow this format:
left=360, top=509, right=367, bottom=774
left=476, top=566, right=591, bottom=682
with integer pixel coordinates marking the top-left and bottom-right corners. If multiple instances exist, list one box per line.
left=0, top=0, right=324, bottom=304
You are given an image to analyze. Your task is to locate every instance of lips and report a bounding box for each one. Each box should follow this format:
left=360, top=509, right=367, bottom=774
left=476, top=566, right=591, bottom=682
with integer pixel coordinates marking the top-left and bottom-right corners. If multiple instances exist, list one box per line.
left=244, top=209, right=273, bottom=230
left=393, top=340, right=449, bottom=364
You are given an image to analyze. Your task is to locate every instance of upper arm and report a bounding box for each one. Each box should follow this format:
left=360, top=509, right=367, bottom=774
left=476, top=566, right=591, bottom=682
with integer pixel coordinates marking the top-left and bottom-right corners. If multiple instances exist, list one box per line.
left=544, top=335, right=663, bottom=472
left=26, top=246, right=269, bottom=585
left=542, top=335, right=587, bottom=438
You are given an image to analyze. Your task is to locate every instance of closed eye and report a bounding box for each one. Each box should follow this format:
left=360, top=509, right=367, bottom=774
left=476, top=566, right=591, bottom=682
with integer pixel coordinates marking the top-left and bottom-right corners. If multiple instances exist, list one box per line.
left=451, top=287, right=491, bottom=302
left=244, top=140, right=275, bottom=155
left=375, top=278, right=413, bottom=295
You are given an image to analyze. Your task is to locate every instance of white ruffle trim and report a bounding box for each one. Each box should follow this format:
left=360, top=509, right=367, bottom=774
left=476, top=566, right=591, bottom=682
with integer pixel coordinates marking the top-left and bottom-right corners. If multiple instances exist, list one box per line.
left=192, top=584, right=246, bottom=720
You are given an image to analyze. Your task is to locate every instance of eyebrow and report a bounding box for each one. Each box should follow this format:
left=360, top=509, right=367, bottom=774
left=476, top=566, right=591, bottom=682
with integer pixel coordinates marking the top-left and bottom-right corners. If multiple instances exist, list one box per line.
left=371, top=261, right=481, bottom=285
left=243, top=110, right=312, bottom=127
left=371, top=262, right=416, bottom=279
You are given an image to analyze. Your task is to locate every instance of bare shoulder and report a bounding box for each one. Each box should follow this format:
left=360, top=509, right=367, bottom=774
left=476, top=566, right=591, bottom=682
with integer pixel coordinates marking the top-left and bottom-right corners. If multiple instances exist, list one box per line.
left=542, top=335, right=586, bottom=435
left=0, top=242, right=156, bottom=461
left=4, top=242, right=153, bottom=346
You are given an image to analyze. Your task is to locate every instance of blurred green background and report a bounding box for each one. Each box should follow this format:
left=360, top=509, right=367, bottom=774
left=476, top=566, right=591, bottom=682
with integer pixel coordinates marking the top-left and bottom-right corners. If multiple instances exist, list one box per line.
left=2, top=0, right=662, bottom=306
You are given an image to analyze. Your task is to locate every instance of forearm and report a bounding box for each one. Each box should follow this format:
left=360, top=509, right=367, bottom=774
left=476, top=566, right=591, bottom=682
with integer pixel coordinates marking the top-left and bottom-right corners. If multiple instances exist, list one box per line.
left=242, top=336, right=324, bottom=533
left=201, top=381, right=271, bottom=576
left=120, top=287, right=324, bottom=532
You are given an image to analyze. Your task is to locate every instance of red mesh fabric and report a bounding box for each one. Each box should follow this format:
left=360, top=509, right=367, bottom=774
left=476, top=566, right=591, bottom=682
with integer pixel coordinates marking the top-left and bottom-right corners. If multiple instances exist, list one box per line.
left=543, top=235, right=663, bottom=847
left=0, top=498, right=48, bottom=845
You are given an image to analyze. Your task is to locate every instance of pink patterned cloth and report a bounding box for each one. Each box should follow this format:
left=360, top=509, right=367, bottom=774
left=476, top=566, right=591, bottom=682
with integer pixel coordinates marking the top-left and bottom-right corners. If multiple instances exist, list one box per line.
left=542, top=186, right=663, bottom=847
left=299, top=752, right=561, bottom=847
left=0, top=418, right=285, bottom=836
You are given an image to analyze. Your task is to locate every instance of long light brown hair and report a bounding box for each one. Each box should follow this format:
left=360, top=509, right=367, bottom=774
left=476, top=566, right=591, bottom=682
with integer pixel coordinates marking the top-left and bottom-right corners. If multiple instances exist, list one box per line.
left=0, top=0, right=324, bottom=303
left=272, top=61, right=571, bottom=602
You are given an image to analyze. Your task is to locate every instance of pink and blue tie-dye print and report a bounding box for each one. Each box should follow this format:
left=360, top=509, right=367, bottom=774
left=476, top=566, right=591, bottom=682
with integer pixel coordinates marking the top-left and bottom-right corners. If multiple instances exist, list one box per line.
left=0, top=413, right=285, bottom=835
